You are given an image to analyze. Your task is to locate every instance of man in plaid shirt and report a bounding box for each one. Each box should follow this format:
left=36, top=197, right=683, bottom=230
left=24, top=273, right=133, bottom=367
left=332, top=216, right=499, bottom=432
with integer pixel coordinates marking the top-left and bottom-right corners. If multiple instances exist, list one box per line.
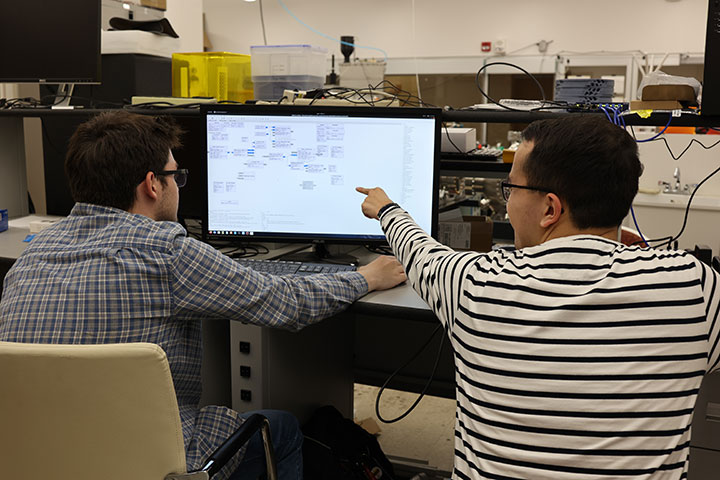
left=0, top=111, right=406, bottom=480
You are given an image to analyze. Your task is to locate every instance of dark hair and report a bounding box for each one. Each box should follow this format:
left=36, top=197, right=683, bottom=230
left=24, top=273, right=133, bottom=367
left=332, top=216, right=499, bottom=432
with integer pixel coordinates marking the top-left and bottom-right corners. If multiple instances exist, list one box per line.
left=65, top=111, right=182, bottom=211
left=521, top=115, right=642, bottom=229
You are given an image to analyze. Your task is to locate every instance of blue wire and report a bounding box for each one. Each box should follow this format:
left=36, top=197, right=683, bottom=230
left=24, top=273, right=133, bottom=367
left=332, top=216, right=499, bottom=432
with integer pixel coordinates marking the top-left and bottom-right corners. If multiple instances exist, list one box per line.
left=635, top=113, right=673, bottom=143
left=276, top=0, right=389, bottom=62
left=599, top=106, right=613, bottom=123
left=629, top=206, right=648, bottom=246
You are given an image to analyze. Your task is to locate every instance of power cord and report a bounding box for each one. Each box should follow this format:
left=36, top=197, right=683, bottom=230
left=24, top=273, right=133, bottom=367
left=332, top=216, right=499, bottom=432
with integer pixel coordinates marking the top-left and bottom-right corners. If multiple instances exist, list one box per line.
left=443, top=123, right=465, bottom=153
left=601, top=106, right=720, bottom=249
left=633, top=162, right=720, bottom=249
left=628, top=126, right=720, bottom=248
left=375, top=324, right=447, bottom=424
left=474, top=61, right=547, bottom=112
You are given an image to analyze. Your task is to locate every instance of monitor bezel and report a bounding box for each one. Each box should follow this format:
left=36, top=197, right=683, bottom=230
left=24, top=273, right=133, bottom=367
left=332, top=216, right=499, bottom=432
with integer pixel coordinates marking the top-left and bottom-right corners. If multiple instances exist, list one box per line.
left=201, top=103, right=441, bottom=246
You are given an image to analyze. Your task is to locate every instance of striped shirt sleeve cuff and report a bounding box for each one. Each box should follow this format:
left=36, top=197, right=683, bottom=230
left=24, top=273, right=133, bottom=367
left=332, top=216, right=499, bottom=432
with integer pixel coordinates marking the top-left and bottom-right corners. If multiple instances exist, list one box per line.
left=378, top=202, right=401, bottom=219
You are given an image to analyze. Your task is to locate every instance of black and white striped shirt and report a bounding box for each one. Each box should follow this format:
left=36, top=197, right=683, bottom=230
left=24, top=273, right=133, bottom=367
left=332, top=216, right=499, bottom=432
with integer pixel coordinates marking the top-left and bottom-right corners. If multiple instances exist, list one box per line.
left=380, top=205, right=720, bottom=480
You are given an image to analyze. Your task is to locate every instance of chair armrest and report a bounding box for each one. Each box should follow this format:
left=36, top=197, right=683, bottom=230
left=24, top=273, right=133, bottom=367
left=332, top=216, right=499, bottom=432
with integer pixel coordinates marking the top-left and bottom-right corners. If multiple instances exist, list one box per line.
left=195, top=413, right=277, bottom=480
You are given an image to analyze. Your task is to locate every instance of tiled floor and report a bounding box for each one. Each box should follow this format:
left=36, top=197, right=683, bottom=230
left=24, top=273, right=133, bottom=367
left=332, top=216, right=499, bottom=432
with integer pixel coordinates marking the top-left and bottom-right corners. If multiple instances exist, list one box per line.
left=353, top=383, right=455, bottom=478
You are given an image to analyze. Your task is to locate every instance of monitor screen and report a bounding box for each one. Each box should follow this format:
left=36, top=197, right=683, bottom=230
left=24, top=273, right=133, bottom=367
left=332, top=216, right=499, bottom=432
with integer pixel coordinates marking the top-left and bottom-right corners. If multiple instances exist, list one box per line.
left=202, top=104, right=440, bottom=244
left=0, top=0, right=101, bottom=84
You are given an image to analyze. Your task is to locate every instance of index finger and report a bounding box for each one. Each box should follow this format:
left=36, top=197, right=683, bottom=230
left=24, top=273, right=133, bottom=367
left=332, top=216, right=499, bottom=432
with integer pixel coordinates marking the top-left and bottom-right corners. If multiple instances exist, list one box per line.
left=356, top=186, right=371, bottom=195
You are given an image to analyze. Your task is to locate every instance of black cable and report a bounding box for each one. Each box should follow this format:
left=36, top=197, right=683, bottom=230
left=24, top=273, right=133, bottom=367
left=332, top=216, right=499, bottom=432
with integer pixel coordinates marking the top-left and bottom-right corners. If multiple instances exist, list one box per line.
left=628, top=128, right=720, bottom=161
left=375, top=324, right=447, bottom=424
left=1, top=97, right=42, bottom=109
left=474, top=61, right=547, bottom=112
left=443, top=123, right=465, bottom=153
left=125, top=102, right=205, bottom=110
left=369, top=79, right=438, bottom=108
left=364, top=244, right=393, bottom=255
left=229, top=244, right=271, bottom=258
left=307, top=89, right=325, bottom=105
left=662, top=163, right=720, bottom=248
left=39, top=93, right=126, bottom=109
left=623, top=126, right=720, bottom=248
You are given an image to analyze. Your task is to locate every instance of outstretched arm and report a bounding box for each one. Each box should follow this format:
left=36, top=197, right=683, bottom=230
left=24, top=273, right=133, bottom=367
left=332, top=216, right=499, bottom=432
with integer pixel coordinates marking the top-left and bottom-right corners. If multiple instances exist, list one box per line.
left=357, top=186, right=484, bottom=328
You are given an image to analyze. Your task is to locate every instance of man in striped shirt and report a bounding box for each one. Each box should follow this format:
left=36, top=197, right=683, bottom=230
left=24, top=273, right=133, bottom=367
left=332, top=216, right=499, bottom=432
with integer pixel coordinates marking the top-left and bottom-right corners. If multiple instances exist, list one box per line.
left=0, top=111, right=407, bottom=480
left=358, top=115, right=720, bottom=480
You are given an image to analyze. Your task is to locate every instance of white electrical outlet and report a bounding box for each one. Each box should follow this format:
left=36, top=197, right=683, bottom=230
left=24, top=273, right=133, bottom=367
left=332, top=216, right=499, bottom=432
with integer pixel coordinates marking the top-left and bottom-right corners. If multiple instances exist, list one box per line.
left=494, top=39, right=506, bottom=55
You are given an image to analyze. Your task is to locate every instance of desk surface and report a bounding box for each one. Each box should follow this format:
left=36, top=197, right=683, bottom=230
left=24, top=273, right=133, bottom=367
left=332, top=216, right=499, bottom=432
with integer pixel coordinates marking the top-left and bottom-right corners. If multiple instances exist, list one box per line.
left=0, top=215, right=64, bottom=260
left=0, top=226, right=33, bottom=260
left=0, top=217, right=432, bottom=313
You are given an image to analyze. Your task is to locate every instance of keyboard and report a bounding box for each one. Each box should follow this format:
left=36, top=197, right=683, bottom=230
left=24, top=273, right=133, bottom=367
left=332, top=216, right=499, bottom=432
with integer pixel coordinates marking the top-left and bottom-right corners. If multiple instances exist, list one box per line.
left=235, top=258, right=357, bottom=276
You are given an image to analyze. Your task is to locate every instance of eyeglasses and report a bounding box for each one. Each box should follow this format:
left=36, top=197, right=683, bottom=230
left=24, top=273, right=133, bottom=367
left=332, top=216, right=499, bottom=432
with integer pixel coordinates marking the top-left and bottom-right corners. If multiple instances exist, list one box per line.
left=155, top=169, right=188, bottom=188
left=500, top=179, right=552, bottom=202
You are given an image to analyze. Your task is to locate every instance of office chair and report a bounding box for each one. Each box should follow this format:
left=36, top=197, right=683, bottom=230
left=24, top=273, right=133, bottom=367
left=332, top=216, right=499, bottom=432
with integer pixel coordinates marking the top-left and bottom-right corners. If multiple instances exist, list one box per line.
left=0, top=341, right=277, bottom=480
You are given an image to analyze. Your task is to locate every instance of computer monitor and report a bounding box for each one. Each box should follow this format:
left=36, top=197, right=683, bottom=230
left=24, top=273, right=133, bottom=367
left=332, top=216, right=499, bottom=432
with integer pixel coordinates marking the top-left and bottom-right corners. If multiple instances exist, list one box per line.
left=702, top=0, right=720, bottom=115
left=202, top=104, right=440, bottom=251
left=0, top=0, right=101, bottom=84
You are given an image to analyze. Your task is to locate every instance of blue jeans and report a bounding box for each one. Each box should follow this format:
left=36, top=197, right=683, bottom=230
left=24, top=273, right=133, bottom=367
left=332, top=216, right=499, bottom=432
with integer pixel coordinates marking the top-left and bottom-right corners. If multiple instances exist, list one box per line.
left=228, top=409, right=304, bottom=480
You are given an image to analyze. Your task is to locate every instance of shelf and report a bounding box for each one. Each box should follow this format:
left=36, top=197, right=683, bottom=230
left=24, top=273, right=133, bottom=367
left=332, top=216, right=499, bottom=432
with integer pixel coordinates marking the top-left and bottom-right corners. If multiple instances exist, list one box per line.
left=3, top=105, right=718, bottom=127
left=440, top=159, right=510, bottom=177
left=442, top=108, right=720, bottom=127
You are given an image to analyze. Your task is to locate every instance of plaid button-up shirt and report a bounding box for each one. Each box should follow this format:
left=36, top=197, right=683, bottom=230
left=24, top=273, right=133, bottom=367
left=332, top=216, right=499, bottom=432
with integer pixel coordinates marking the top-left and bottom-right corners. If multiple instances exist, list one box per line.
left=0, top=203, right=368, bottom=478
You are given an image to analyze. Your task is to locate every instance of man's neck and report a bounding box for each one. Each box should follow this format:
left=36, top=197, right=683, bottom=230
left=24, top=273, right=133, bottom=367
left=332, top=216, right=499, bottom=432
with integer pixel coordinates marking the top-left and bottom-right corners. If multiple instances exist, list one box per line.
left=128, top=203, right=157, bottom=221
left=542, top=222, right=619, bottom=244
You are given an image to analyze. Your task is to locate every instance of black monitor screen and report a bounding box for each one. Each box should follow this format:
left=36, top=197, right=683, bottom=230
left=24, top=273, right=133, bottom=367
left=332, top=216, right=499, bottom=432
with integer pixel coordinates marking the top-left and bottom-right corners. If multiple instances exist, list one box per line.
left=0, top=0, right=101, bottom=84
left=202, top=104, right=440, bottom=244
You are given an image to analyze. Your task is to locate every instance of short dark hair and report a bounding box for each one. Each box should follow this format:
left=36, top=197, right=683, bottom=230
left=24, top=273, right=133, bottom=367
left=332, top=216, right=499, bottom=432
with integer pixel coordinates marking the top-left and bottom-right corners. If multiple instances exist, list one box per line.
left=65, top=111, right=182, bottom=211
left=521, top=115, right=642, bottom=229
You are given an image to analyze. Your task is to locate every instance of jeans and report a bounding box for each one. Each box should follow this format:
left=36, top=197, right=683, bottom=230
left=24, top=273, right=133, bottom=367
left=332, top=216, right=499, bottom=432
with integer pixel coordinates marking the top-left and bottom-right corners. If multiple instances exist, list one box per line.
left=228, top=409, right=304, bottom=480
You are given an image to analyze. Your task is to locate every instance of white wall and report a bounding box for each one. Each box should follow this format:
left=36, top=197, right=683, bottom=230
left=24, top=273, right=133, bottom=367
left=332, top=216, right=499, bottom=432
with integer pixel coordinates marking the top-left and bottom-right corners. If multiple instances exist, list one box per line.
left=203, top=0, right=708, bottom=61
left=166, top=0, right=205, bottom=53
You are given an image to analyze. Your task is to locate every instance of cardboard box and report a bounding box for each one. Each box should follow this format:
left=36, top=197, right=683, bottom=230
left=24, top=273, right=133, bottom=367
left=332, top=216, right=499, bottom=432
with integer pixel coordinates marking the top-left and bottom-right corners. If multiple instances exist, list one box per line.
left=641, top=84, right=696, bottom=102
left=630, top=100, right=684, bottom=111
left=502, top=149, right=516, bottom=163
left=438, top=216, right=493, bottom=252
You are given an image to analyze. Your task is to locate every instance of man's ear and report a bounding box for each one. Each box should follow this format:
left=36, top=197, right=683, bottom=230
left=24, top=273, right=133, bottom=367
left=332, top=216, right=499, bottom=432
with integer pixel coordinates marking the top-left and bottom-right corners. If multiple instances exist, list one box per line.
left=539, top=193, right=564, bottom=228
left=136, top=171, right=159, bottom=201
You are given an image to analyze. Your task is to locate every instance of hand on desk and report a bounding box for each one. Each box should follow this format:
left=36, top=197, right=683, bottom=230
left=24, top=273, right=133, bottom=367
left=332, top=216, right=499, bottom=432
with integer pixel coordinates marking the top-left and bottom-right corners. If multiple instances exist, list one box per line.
left=356, top=187, right=394, bottom=220
left=357, top=255, right=406, bottom=292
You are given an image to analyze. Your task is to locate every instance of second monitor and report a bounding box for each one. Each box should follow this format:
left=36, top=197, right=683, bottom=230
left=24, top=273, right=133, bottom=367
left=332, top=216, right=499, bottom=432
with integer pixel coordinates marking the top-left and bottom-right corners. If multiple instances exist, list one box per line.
left=202, top=104, right=440, bottom=253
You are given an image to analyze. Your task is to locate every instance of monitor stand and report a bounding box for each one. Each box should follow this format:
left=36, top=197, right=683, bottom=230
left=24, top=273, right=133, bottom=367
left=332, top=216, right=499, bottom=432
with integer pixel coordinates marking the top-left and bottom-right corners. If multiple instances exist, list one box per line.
left=280, top=242, right=359, bottom=266
left=52, top=84, right=75, bottom=107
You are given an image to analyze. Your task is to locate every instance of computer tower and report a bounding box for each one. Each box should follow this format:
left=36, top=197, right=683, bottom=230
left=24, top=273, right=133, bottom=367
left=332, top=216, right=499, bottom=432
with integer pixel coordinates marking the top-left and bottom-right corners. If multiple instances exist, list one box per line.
left=702, top=0, right=720, bottom=115
left=229, top=316, right=354, bottom=423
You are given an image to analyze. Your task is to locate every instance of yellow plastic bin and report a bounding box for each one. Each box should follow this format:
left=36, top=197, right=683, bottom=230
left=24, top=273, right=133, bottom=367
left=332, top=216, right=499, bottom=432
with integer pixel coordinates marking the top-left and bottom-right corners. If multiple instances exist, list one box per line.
left=172, top=52, right=253, bottom=102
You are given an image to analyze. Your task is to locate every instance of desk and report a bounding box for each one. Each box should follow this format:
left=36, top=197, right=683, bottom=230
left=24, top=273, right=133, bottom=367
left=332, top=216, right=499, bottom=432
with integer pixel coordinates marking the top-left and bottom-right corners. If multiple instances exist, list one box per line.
left=0, top=216, right=63, bottom=298
left=0, top=221, right=447, bottom=423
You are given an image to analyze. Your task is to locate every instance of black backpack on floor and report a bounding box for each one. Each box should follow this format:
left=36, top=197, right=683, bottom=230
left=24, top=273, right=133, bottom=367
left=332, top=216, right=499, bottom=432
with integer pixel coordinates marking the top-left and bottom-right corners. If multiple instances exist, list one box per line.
left=302, top=405, right=395, bottom=480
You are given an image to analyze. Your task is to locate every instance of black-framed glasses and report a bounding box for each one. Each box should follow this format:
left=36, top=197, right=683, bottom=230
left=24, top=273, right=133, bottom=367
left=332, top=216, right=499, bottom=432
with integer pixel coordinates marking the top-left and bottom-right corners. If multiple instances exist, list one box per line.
left=500, top=179, right=552, bottom=202
left=155, top=169, right=188, bottom=188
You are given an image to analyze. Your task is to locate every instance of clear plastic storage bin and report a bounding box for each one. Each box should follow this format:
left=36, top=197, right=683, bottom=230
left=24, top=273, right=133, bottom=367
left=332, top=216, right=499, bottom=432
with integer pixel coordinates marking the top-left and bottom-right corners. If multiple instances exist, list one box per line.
left=250, top=44, right=327, bottom=100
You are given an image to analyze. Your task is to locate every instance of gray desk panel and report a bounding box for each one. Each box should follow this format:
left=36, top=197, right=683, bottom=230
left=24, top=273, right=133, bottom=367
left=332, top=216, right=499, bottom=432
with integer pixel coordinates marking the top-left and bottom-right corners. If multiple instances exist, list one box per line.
left=0, top=227, right=33, bottom=261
